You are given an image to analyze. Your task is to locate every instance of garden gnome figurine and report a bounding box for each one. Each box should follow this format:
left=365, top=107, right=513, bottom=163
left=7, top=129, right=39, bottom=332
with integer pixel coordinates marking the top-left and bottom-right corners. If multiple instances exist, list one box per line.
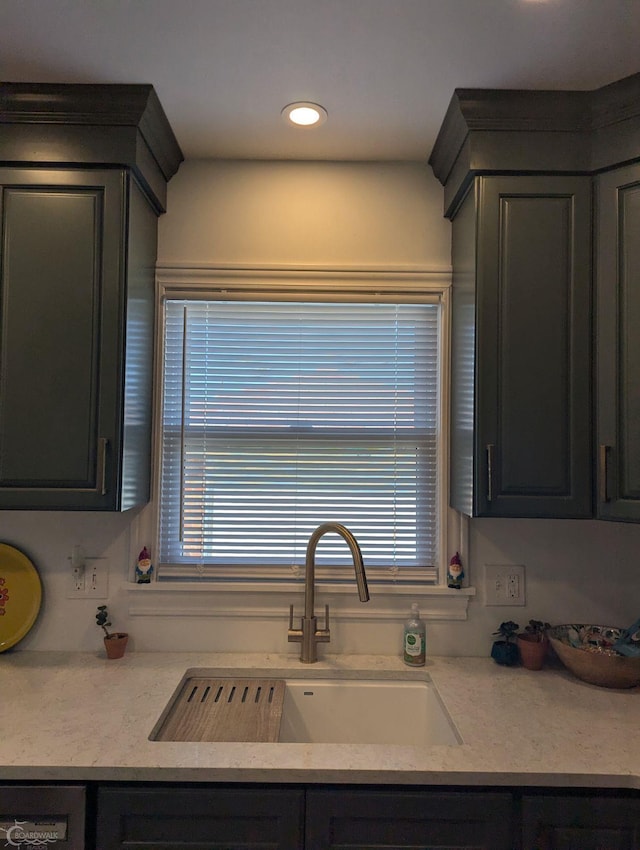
left=135, top=546, right=153, bottom=583
left=447, top=551, right=464, bottom=589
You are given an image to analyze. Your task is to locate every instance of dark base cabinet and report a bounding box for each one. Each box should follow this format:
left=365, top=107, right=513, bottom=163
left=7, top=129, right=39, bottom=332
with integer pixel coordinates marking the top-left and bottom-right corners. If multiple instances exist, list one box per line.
left=305, top=788, right=513, bottom=850
left=96, top=786, right=514, bottom=850
left=523, top=794, right=640, bottom=850
left=96, top=786, right=305, bottom=850
left=94, top=785, right=640, bottom=850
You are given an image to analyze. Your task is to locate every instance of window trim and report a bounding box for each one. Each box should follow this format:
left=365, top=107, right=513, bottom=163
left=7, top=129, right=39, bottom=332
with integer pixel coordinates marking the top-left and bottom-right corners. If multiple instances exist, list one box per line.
left=137, top=265, right=463, bottom=602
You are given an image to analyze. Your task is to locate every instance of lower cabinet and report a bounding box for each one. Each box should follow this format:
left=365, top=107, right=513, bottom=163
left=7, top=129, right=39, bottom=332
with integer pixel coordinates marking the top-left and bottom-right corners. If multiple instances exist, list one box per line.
left=305, top=788, right=513, bottom=849
left=96, top=786, right=305, bottom=850
left=95, top=785, right=640, bottom=850
left=96, top=786, right=513, bottom=849
left=523, top=793, right=640, bottom=850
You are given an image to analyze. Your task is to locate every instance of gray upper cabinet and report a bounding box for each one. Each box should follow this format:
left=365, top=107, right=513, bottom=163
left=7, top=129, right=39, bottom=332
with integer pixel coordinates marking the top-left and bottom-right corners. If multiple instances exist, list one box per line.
left=596, top=163, right=640, bottom=521
left=431, top=72, right=640, bottom=520
left=0, top=84, right=182, bottom=510
left=450, top=175, right=592, bottom=517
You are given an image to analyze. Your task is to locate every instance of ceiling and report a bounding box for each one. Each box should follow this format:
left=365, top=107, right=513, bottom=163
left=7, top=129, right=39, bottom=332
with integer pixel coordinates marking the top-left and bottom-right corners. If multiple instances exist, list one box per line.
left=2, top=0, right=640, bottom=162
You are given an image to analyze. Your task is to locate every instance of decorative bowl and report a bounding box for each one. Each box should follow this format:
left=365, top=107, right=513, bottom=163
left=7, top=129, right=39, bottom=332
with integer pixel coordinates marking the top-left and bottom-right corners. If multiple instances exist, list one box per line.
left=548, top=624, right=640, bottom=689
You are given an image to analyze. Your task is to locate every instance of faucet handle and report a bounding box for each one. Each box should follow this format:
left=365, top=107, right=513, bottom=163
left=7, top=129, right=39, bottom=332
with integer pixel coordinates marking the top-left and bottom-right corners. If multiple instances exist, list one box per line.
left=315, top=603, right=330, bottom=642
left=288, top=603, right=303, bottom=644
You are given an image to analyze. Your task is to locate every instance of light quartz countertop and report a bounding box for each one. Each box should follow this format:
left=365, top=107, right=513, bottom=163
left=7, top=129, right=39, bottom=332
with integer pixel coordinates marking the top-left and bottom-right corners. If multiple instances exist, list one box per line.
left=1, top=651, right=638, bottom=788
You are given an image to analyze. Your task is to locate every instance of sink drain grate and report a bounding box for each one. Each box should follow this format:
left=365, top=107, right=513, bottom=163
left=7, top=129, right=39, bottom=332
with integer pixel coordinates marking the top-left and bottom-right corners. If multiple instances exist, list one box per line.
left=153, top=678, right=286, bottom=743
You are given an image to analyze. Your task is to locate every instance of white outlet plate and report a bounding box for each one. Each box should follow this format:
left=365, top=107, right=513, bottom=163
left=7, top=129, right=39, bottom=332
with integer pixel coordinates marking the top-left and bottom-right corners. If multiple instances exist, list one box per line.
left=484, top=564, right=526, bottom=606
left=67, top=559, right=109, bottom=599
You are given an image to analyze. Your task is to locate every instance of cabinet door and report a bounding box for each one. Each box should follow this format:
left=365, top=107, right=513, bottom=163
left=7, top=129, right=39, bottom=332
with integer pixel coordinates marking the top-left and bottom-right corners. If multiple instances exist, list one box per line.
left=96, top=786, right=304, bottom=850
left=523, top=794, right=640, bottom=850
left=0, top=168, right=126, bottom=509
left=596, top=163, right=640, bottom=521
left=472, top=176, right=592, bottom=517
left=306, top=788, right=513, bottom=850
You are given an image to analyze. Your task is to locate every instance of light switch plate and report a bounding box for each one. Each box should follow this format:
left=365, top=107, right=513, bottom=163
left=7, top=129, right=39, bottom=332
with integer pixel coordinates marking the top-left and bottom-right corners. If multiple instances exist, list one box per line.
left=484, top=564, right=526, bottom=606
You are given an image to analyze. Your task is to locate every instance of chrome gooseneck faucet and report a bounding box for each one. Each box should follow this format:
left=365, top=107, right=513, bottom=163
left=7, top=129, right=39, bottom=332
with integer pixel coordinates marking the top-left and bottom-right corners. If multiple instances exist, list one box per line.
left=288, top=522, right=370, bottom=663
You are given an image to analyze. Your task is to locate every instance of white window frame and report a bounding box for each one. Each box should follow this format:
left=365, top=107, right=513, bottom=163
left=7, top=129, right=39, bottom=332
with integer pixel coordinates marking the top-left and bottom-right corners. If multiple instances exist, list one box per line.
left=127, top=266, right=473, bottom=621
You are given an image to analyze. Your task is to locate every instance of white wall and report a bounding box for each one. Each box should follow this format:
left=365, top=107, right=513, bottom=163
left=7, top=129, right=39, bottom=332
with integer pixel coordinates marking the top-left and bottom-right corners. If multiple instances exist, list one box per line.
left=157, top=160, right=450, bottom=268
left=5, top=160, right=639, bottom=657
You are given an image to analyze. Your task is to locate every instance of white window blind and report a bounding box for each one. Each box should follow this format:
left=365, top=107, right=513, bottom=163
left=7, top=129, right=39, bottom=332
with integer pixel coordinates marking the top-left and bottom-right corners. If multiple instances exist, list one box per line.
left=158, top=299, right=440, bottom=581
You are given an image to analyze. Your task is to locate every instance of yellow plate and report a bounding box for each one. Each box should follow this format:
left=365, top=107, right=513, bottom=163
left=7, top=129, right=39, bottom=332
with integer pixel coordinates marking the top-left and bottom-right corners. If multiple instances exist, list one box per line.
left=0, top=543, right=42, bottom=652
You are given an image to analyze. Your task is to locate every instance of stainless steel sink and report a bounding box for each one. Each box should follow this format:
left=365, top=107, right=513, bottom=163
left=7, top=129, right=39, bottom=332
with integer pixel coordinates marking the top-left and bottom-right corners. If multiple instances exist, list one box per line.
left=150, top=669, right=461, bottom=747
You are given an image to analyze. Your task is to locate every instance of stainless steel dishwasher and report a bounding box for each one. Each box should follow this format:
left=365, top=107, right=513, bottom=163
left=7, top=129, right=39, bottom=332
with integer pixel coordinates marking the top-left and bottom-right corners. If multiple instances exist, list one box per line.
left=0, top=785, right=85, bottom=849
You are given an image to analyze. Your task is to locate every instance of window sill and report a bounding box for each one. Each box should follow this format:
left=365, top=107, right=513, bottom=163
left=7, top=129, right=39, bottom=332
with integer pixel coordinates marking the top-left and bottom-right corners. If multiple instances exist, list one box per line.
left=125, top=582, right=475, bottom=621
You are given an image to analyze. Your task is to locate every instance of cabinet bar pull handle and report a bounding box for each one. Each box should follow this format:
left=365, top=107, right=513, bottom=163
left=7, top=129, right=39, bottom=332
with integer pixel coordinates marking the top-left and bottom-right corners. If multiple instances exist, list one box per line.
left=599, top=444, right=610, bottom=503
left=486, top=444, right=495, bottom=502
left=97, top=437, right=109, bottom=495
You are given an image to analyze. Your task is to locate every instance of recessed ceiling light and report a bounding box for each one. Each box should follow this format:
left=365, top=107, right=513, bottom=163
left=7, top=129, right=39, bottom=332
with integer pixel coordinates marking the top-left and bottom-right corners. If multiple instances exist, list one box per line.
left=282, top=102, right=327, bottom=128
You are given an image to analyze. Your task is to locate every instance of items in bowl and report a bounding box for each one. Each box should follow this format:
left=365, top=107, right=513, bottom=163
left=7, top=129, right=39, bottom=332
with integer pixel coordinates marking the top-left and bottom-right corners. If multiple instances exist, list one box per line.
left=561, top=620, right=640, bottom=658
left=614, top=617, right=640, bottom=657
left=557, top=620, right=640, bottom=658
left=564, top=624, right=622, bottom=655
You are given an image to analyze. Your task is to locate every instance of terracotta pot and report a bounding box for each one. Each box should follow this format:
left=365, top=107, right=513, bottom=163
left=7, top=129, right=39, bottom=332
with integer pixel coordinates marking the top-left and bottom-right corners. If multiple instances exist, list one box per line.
left=104, top=633, right=129, bottom=659
left=517, top=633, right=548, bottom=670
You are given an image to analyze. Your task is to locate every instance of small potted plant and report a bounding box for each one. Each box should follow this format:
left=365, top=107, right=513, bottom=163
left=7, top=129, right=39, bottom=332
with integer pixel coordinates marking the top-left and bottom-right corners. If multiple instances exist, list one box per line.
left=96, top=605, right=129, bottom=659
left=517, top=619, right=550, bottom=670
left=491, top=620, right=520, bottom=666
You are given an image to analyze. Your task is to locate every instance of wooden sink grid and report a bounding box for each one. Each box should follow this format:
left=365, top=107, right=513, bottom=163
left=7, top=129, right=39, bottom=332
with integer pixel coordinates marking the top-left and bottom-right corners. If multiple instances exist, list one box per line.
left=153, top=678, right=286, bottom=743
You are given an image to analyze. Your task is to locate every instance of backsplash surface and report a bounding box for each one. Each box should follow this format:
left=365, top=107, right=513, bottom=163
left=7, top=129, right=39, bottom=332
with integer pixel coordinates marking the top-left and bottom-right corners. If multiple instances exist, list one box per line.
left=1, top=510, right=637, bottom=657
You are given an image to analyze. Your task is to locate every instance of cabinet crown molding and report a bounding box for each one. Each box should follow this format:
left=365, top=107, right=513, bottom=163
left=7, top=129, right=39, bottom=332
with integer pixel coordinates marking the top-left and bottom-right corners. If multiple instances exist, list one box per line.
left=0, top=82, right=183, bottom=211
left=429, top=72, right=640, bottom=215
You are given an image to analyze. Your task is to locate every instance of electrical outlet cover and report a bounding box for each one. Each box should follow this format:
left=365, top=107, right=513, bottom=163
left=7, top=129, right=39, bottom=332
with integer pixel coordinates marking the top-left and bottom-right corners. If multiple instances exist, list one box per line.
left=67, top=560, right=109, bottom=599
left=484, top=564, right=526, bottom=606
